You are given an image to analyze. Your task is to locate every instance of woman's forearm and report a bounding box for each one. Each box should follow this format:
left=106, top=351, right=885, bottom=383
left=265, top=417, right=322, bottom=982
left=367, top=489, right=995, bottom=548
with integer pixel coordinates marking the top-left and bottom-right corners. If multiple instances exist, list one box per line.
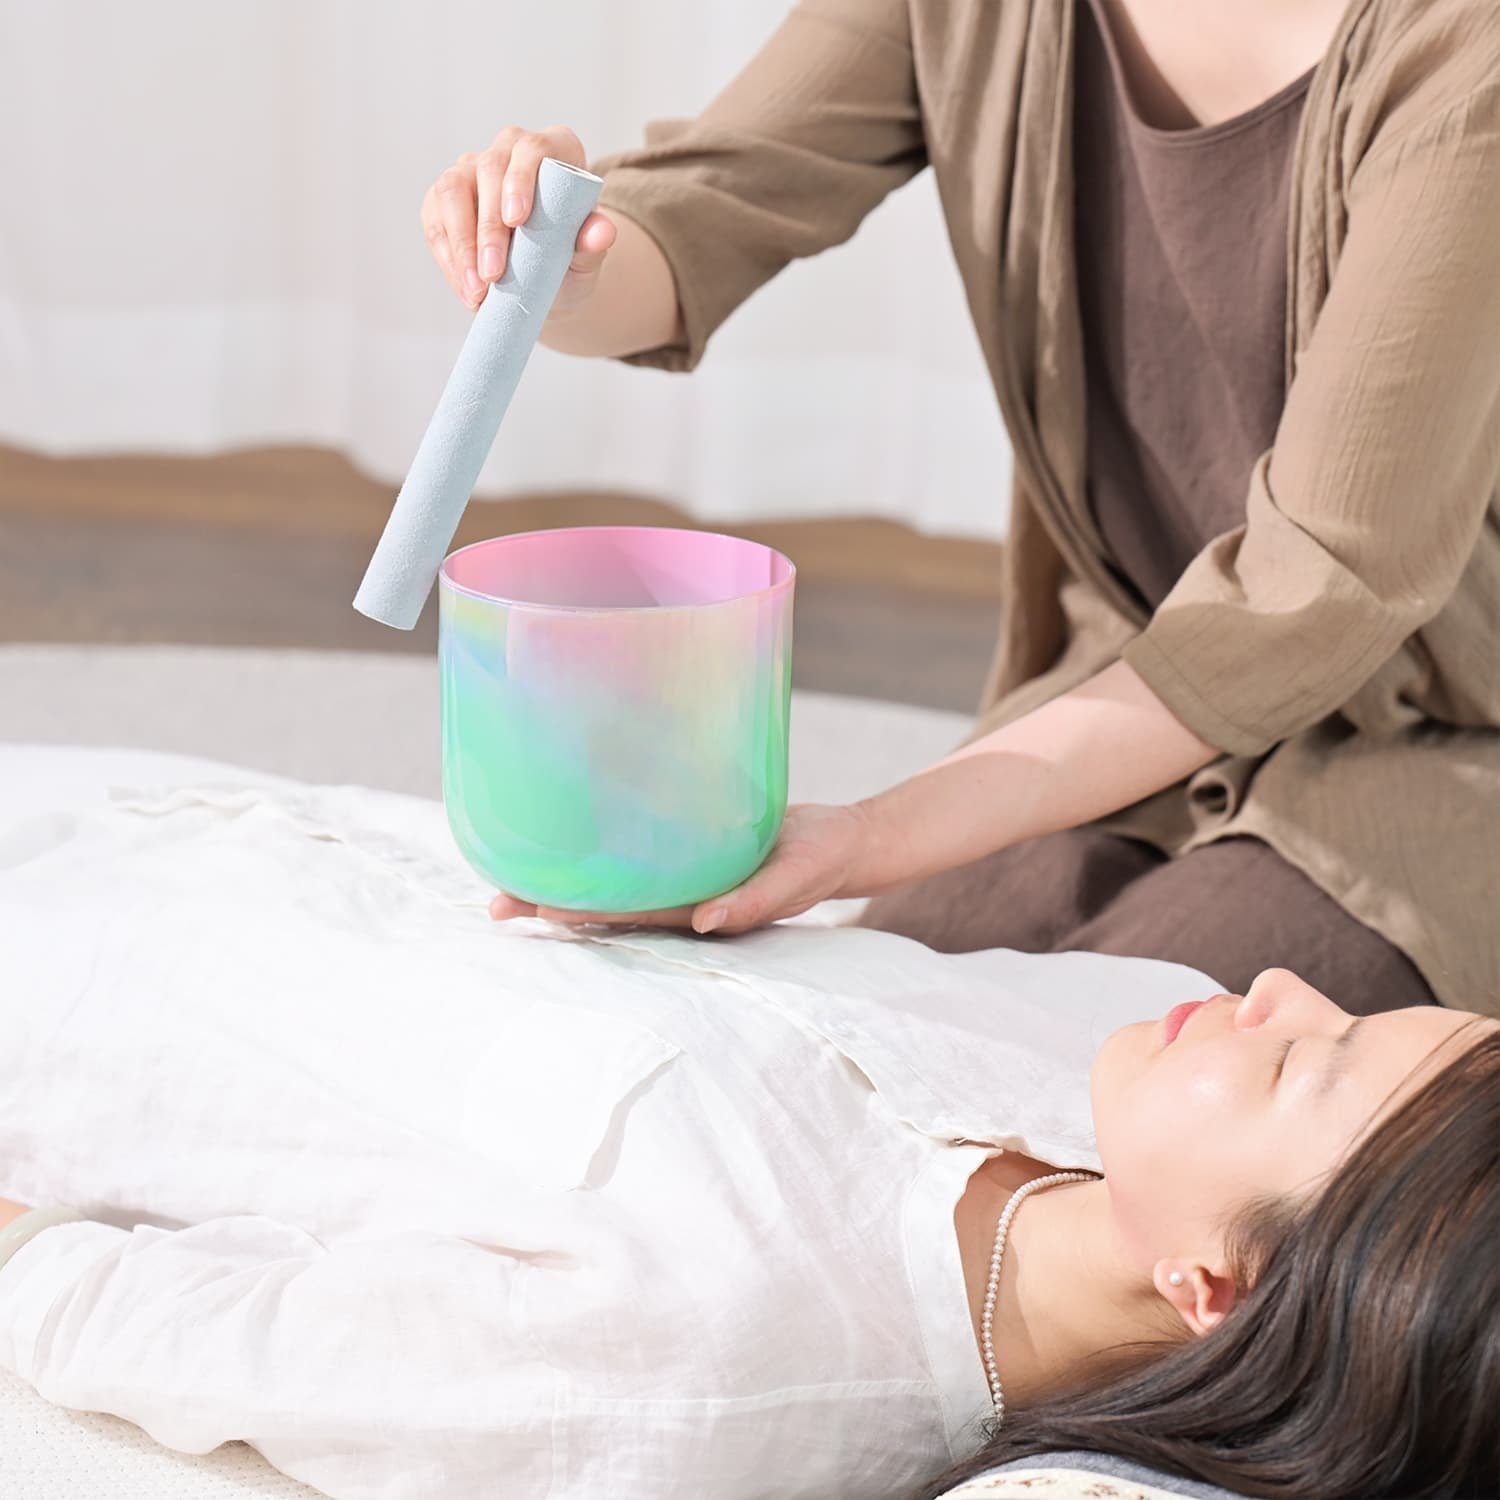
left=540, top=210, right=685, bottom=359
left=849, top=660, right=1220, bottom=895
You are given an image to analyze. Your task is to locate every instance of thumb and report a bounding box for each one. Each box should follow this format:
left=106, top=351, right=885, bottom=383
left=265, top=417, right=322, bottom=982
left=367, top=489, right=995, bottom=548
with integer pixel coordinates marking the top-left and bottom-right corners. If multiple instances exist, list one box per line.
left=691, top=880, right=765, bottom=935
left=691, top=863, right=793, bottom=935
left=552, top=213, right=616, bottom=313
left=691, top=895, right=739, bottom=936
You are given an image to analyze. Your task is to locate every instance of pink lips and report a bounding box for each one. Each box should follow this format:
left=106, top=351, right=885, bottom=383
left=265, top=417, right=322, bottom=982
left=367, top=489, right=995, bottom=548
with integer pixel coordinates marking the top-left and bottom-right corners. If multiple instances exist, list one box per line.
left=1162, top=999, right=1208, bottom=1047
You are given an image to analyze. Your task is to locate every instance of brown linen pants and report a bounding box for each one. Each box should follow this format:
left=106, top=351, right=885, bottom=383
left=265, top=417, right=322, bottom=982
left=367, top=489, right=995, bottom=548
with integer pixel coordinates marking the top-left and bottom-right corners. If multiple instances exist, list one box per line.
left=856, top=832, right=1436, bottom=1015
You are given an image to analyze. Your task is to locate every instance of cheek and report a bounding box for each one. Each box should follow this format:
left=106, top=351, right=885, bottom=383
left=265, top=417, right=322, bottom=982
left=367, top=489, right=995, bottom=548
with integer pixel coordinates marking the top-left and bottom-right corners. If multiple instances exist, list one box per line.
left=1089, top=1021, right=1153, bottom=1130
left=1094, top=1047, right=1247, bottom=1256
left=1092, top=1026, right=1227, bottom=1169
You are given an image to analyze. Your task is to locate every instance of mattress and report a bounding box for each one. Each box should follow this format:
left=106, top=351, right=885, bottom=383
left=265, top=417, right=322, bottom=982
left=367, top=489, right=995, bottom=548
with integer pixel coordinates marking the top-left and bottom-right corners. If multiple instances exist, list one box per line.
left=0, top=1366, right=318, bottom=1499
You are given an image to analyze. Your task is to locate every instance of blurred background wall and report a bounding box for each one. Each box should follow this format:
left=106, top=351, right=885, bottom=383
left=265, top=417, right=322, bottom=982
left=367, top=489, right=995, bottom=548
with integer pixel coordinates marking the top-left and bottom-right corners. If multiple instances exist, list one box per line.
left=0, top=0, right=1010, bottom=539
left=1, top=1, right=1011, bottom=795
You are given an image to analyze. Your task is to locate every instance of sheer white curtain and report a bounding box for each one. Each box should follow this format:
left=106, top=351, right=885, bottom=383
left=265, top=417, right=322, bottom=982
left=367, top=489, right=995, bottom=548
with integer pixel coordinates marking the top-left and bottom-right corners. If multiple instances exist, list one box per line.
left=0, top=0, right=1009, bottom=540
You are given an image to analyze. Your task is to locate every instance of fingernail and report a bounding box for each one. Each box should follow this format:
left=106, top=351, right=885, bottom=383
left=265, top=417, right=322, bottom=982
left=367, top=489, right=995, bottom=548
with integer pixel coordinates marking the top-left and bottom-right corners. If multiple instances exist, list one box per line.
left=479, top=245, right=500, bottom=280
left=502, top=193, right=523, bottom=225
left=698, top=905, right=729, bottom=934
left=464, top=267, right=484, bottom=299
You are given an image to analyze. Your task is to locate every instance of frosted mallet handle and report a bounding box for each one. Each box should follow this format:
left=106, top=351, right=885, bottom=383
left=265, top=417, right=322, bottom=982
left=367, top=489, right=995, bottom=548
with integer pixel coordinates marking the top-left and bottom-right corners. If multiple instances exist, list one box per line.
left=354, top=159, right=604, bottom=629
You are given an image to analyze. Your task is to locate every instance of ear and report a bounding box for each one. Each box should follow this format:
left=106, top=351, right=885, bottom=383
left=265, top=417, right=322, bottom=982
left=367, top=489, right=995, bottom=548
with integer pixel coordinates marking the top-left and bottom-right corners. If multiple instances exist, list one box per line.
left=1151, top=1259, right=1238, bottom=1337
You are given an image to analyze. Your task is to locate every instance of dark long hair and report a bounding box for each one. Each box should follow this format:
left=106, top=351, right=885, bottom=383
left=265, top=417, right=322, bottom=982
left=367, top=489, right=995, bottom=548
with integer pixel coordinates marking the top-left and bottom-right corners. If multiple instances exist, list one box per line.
left=919, top=1023, right=1500, bottom=1500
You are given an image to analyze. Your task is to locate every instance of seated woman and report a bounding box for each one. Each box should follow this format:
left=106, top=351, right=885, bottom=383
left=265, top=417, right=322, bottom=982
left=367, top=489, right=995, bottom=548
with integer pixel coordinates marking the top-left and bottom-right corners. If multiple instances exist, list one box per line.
left=0, top=774, right=1495, bottom=1500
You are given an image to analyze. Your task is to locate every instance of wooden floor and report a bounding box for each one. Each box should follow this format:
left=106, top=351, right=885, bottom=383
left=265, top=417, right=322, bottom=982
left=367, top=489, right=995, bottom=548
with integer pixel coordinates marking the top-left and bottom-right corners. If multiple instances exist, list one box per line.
left=0, top=443, right=1006, bottom=711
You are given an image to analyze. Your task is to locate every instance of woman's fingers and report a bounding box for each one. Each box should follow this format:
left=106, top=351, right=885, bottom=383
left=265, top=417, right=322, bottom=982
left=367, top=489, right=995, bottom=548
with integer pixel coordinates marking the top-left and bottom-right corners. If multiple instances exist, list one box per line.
left=488, top=893, right=538, bottom=921
left=692, top=878, right=777, bottom=935
left=421, top=187, right=465, bottom=305
left=690, top=851, right=805, bottom=935
left=551, top=211, right=619, bottom=315
left=501, top=134, right=548, bottom=230
left=574, top=211, right=617, bottom=262
left=473, top=137, right=517, bottom=285
left=488, top=805, right=857, bottom=935
left=531, top=902, right=698, bottom=929
left=501, top=125, right=588, bottom=229
left=487, top=893, right=699, bottom=929
left=568, top=212, right=618, bottom=278
left=436, top=156, right=485, bottom=307
left=691, top=806, right=863, bottom=934
left=489, top=887, right=779, bottom=936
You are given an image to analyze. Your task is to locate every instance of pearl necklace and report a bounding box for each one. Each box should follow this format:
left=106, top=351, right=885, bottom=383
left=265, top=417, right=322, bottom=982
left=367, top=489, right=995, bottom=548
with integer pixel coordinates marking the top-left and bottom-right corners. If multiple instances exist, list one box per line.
left=981, top=1169, right=1100, bottom=1424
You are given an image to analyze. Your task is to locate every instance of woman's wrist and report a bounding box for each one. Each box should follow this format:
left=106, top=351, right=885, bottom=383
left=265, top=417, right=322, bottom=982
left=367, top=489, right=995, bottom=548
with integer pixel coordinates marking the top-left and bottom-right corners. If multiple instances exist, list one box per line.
left=833, top=799, right=883, bottom=898
left=842, top=790, right=948, bottom=898
left=847, top=763, right=1035, bottom=897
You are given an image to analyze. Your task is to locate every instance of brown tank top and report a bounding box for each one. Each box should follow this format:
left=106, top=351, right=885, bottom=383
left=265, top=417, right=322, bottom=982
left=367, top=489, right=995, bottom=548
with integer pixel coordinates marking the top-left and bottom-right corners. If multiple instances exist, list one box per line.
left=1073, top=0, right=1314, bottom=612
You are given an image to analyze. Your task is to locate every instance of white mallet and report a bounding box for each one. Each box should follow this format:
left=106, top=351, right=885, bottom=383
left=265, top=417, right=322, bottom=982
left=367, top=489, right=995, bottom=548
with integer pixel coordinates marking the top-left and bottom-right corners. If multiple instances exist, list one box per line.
left=354, top=159, right=604, bottom=629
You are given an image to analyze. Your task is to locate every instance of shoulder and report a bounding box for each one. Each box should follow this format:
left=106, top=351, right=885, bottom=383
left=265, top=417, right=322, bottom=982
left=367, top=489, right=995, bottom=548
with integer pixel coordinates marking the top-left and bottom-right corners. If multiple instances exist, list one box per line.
left=792, top=0, right=915, bottom=51
left=1358, top=0, right=1500, bottom=65
left=1344, top=0, right=1500, bottom=160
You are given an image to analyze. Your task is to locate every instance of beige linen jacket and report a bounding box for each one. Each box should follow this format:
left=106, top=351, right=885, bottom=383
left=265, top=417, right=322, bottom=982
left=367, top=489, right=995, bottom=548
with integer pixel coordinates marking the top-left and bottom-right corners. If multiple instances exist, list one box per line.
left=594, top=0, right=1500, bottom=1012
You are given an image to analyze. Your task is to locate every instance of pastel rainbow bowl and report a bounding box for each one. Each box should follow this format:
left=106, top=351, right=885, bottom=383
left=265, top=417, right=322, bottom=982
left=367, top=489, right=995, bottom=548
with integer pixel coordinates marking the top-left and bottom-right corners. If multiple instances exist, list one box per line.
left=439, top=526, right=795, bottom=912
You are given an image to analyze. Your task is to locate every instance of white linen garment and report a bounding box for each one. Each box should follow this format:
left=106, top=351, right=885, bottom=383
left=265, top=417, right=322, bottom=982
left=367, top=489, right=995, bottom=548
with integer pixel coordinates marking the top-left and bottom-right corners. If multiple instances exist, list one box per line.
left=0, top=756, right=1220, bottom=1500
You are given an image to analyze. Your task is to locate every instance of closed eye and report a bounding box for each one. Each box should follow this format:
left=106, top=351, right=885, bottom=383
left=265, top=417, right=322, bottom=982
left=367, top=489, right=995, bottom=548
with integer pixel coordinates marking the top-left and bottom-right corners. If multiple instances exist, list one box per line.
left=1271, top=1037, right=1296, bottom=1086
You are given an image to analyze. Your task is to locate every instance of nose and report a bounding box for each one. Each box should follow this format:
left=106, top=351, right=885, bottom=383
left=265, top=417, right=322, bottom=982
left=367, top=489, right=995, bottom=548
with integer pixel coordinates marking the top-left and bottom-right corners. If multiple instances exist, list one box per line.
left=1235, top=967, right=1345, bottom=1031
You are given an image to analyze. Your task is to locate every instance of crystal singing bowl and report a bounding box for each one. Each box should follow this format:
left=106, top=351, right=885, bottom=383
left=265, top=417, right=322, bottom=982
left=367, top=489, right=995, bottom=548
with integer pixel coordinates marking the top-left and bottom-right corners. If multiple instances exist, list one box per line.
left=439, top=526, right=795, bottom=912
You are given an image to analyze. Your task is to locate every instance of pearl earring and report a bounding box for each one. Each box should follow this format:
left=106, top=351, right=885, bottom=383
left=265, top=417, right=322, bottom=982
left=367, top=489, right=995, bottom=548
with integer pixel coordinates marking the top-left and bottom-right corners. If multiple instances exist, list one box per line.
left=1168, top=1271, right=1185, bottom=1286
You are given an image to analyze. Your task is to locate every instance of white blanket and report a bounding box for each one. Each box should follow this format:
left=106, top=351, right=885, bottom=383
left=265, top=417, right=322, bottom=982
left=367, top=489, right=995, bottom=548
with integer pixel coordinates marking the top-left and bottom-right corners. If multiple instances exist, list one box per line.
left=0, top=751, right=332, bottom=1498
left=0, top=746, right=1219, bottom=1499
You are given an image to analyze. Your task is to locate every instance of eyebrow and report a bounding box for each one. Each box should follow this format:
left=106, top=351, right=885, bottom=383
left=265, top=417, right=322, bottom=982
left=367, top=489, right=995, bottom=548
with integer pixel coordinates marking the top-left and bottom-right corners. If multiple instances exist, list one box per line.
left=1316, top=1017, right=1367, bottom=1098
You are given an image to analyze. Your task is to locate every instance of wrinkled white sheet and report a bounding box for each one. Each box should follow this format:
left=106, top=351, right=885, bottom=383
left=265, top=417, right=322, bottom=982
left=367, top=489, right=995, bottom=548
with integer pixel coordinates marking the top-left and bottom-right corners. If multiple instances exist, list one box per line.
left=0, top=747, right=1220, bottom=1500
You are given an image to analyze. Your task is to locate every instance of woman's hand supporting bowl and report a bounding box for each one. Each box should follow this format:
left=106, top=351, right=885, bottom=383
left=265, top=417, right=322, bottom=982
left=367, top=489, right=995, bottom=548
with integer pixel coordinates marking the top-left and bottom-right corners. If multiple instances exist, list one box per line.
left=488, top=803, right=878, bottom=936
left=490, top=659, right=1225, bottom=938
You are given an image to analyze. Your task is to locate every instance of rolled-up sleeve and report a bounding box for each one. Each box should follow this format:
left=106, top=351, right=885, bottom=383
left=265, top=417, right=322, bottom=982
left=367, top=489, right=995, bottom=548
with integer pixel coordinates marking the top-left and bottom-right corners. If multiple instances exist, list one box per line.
left=589, top=0, right=925, bottom=371
left=1122, top=84, right=1500, bottom=757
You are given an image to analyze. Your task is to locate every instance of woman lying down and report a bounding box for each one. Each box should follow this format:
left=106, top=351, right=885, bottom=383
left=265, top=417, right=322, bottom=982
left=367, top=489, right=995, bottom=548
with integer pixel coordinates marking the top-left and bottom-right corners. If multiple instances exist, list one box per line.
left=0, top=768, right=1495, bottom=1500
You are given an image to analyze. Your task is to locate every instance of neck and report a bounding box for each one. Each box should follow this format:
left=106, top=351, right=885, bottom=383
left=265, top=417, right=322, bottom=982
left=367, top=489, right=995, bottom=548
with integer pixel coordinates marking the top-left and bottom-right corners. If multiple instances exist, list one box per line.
left=955, top=1155, right=1172, bottom=1410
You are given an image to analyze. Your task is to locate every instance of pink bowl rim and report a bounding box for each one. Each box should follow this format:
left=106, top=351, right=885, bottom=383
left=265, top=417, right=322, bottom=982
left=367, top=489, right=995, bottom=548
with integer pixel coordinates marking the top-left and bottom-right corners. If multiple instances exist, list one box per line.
left=439, top=525, right=797, bottom=615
